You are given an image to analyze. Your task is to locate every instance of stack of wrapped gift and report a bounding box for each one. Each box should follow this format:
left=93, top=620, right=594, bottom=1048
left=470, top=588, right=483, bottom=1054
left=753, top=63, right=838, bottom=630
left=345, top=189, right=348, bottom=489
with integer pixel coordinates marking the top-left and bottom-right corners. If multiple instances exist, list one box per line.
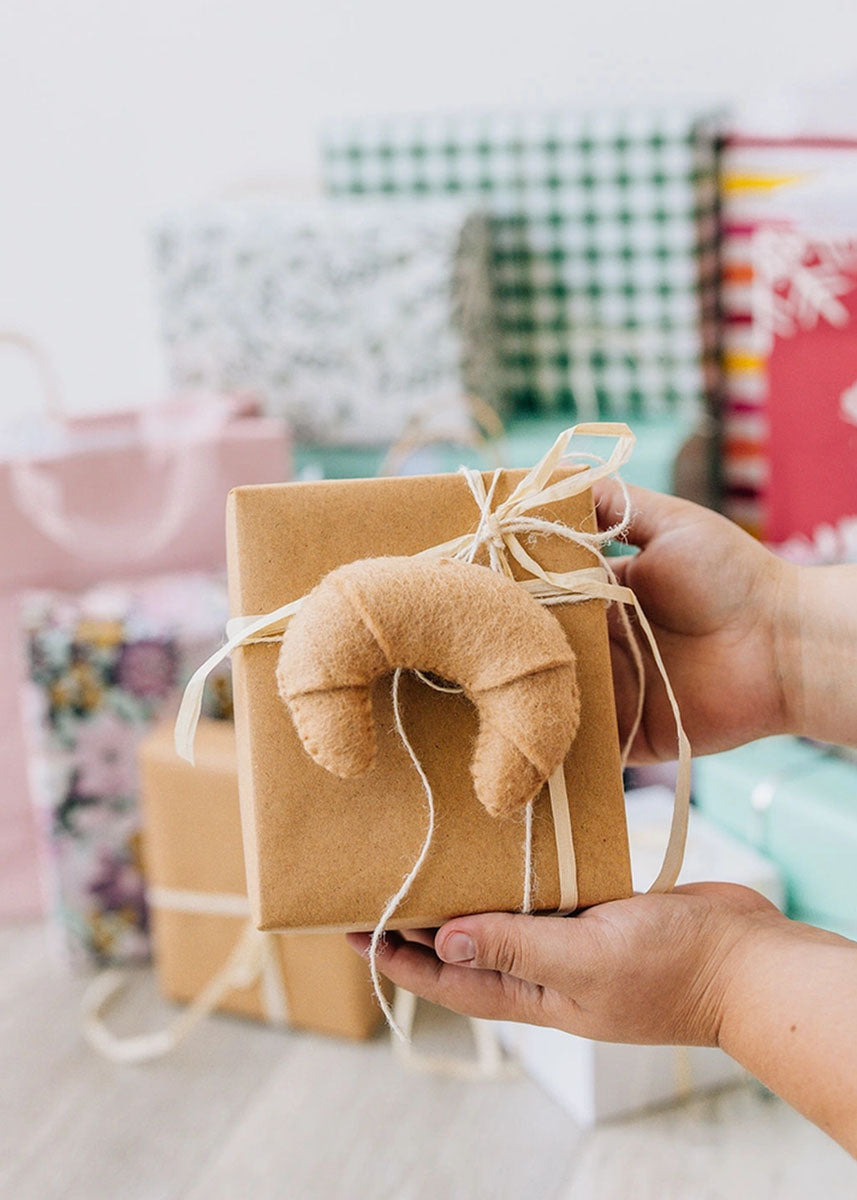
left=719, top=132, right=857, bottom=538
left=152, top=199, right=500, bottom=449
left=139, top=719, right=384, bottom=1040
left=498, top=787, right=784, bottom=1126
left=22, top=573, right=231, bottom=965
left=693, top=738, right=857, bottom=940
left=322, top=108, right=721, bottom=425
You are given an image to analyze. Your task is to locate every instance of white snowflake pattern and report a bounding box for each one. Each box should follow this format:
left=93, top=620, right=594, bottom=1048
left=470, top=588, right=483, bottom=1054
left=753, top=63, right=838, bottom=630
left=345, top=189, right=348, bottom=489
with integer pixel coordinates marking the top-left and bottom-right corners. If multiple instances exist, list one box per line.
left=752, top=230, right=857, bottom=348
left=841, top=378, right=857, bottom=427
left=775, top=515, right=857, bottom=565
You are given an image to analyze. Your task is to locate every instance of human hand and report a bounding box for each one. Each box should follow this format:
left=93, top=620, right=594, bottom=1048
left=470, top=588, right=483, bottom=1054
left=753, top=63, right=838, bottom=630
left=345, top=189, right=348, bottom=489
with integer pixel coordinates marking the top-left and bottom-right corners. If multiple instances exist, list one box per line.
left=595, top=481, right=798, bottom=762
left=348, top=883, right=783, bottom=1047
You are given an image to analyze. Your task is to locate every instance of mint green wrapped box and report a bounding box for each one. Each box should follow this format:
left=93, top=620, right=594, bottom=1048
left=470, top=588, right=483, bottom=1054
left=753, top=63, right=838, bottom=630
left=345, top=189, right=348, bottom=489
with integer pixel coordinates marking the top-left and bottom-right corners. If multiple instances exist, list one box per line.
left=295, top=411, right=696, bottom=494
left=693, top=738, right=857, bottom=940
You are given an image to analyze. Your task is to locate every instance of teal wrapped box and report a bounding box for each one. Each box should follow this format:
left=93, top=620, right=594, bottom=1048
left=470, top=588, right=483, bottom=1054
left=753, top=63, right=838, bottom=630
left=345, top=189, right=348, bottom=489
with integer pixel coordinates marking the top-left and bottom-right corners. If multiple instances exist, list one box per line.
left=295, top=411, right=697, bottom=496
left=693, top=738, right=857, bottom=940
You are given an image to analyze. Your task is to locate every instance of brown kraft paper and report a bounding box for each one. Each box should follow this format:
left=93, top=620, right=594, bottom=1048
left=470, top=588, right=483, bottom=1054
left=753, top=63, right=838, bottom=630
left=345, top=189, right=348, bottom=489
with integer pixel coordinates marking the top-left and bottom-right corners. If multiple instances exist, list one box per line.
left=140, top=718, right=384, bottom=1040
left=226, top=466, right=633, bottom=932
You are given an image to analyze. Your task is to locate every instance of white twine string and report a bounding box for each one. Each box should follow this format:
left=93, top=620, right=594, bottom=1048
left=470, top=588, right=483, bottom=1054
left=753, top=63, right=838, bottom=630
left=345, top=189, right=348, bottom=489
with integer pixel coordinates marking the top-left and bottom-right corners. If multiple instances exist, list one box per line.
left=411, top=670, right=536, bottom=913
left=369, top=668, right=438, bottom=1040
left=369, top=667, right=540, bottom=1037
left=522, top=802, right=534, bottom=914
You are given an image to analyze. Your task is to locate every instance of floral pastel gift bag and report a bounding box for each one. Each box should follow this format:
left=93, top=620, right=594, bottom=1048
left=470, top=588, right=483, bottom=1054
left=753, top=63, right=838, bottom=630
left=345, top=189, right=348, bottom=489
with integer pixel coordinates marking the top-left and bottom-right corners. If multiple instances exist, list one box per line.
left=23, top=574, right=233, bottom=966
left=0, top=333, right=289, bottom=922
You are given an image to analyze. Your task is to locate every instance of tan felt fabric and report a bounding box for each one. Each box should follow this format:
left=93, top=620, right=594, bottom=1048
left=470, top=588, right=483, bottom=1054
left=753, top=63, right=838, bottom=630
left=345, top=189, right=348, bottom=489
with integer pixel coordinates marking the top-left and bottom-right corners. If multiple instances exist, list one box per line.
left=277, top=556, right=580, bottom=817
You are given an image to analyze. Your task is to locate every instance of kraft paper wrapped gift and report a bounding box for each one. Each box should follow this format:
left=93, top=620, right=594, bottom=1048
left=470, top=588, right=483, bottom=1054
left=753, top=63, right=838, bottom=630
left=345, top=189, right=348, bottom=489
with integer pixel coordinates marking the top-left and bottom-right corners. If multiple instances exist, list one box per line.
left=140, top=718, right=384, bottom=1039
left=693, top=737, right=857, bottom=941
left=223, top=459, right=638, bottom=933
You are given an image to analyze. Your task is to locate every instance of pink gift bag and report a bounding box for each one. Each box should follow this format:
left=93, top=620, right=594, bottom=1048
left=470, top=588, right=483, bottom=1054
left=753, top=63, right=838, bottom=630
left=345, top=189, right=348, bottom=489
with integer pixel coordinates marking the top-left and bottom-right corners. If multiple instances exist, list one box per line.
left=1, top=333, right=290, bottom=920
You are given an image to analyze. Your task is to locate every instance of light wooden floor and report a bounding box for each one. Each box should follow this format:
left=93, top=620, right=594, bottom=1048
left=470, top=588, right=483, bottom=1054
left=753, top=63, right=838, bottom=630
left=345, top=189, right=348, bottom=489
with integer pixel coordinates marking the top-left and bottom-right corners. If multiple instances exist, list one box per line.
left=2, top=921, right=855, bottom=1200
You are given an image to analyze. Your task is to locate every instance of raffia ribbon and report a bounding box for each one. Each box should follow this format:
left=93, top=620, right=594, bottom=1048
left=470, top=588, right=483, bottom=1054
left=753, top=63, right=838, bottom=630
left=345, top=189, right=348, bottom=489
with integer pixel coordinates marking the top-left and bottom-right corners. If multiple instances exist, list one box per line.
left=174, top=422, right=691, bottom=1034
left=81, top=888, right=288, bottom=1064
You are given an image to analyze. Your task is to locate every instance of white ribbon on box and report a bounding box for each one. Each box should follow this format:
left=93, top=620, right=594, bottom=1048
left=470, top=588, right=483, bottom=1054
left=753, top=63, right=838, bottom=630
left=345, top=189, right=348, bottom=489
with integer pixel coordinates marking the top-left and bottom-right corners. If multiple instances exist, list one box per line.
left=81, top=887, right=288, bottom=1065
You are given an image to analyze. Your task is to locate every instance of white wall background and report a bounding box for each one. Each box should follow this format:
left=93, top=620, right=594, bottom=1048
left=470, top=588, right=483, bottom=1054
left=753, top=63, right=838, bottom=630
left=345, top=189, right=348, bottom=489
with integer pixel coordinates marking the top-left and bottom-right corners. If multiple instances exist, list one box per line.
left=3, top=0, right=857, bottom=417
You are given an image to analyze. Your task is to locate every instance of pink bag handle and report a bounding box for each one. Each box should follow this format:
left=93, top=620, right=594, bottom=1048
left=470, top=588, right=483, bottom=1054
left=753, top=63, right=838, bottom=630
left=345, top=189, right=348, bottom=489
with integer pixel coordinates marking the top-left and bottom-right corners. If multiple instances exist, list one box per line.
left=0, top=330, right=65, bottom=421
left=3, top=332, right=229, bottom=564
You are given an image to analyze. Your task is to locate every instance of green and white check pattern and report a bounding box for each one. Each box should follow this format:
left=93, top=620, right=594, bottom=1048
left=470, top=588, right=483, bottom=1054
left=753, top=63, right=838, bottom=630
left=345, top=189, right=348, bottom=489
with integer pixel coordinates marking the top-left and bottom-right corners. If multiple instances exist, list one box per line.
left=322, top=110, right=720, bottom=419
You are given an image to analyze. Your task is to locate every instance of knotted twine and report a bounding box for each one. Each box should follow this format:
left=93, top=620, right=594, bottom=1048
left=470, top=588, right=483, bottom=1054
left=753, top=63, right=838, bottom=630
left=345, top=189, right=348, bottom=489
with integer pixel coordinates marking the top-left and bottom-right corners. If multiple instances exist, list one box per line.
left=175, top=422, right=692, bottom=1040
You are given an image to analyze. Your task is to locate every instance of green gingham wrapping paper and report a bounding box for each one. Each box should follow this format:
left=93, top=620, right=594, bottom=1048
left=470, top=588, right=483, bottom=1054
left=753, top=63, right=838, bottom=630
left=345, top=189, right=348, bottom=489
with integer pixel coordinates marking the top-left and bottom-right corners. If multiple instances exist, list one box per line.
left=322, top=110, right=721, bottom=419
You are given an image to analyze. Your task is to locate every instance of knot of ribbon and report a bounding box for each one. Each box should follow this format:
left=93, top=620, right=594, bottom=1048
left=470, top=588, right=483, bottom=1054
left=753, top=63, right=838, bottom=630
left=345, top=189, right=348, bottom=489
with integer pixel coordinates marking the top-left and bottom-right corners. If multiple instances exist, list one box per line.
left=476, top=507, right=506, bottom=556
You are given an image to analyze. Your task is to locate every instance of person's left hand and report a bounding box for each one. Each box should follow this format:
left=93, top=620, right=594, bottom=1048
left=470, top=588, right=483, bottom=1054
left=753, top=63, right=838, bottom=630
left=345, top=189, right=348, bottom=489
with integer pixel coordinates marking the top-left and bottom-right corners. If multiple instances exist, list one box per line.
left=347, top=883, right=784, bottom=1046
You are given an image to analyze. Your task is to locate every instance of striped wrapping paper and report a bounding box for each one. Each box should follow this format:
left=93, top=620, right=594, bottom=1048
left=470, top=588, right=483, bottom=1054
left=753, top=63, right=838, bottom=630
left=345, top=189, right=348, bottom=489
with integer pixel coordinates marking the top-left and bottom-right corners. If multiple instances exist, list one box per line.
left=720, top=135, right=857, bottom=535
left=322, top=109, right=721, bottom=421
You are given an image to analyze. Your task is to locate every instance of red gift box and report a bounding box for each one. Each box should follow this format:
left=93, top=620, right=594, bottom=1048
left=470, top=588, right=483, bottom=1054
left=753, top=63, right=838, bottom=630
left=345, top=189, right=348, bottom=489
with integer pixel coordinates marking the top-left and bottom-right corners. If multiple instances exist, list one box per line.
left=719, top=134, right=857, bottom=538
left=762, top=233, right=857, bottom=553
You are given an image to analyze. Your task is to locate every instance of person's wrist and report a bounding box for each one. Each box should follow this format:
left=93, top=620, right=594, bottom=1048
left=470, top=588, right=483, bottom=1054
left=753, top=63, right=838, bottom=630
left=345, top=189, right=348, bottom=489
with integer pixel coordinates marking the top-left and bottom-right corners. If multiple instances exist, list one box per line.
left=770, top=558, right=806, bottom=738
left=712, top=908, right=792, bottom=1054
left=663, top=900, right=783, bottom=1047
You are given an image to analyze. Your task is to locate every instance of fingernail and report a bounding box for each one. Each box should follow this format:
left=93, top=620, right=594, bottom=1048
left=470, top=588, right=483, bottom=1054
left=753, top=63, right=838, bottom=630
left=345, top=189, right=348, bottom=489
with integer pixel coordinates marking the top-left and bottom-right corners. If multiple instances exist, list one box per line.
left=346, top=932, right=371, bottom=958
left=440, top=931, right=476, bottom=963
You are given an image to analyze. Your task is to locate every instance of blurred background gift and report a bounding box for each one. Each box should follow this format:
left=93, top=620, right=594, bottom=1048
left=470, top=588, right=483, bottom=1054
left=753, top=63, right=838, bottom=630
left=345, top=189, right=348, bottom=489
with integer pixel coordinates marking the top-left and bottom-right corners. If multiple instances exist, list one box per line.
left=3, top=1, right=857, bottom=1197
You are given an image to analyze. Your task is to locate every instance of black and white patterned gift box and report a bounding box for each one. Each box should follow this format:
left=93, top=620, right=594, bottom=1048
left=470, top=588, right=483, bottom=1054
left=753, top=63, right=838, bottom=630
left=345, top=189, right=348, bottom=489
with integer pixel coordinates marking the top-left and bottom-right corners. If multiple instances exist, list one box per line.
left=152, top=200, right=499, bottom=446
left=322, top=109, right=721, bottom=420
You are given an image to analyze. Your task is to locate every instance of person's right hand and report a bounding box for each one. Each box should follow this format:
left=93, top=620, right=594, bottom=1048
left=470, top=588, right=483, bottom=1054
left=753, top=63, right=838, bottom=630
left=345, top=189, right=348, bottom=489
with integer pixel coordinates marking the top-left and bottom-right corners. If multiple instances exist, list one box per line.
left=594, top=480, right=798, bottom=763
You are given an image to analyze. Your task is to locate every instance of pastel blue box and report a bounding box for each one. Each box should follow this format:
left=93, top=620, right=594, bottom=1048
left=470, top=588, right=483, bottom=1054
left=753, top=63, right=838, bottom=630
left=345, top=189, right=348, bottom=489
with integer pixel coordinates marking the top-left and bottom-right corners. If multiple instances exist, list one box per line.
left=693, top=737, right=857, bottom=940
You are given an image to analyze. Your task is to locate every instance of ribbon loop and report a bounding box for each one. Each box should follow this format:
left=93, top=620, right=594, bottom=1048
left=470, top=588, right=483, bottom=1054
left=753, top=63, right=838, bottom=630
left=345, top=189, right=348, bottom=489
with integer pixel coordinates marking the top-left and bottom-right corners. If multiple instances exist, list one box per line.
left=81, top=914, right=289, bottom=1064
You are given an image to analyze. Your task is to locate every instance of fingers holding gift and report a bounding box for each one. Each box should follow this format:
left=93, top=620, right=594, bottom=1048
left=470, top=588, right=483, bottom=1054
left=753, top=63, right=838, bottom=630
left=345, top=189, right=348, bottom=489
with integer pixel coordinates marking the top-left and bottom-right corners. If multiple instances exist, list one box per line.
left=348, top=912, right=607, bottom=1025
left=593, top=477, right=694, bottom=549
left=434, top=912, right=606, bottom=992
left=346, top=929, right=558, bottom=1026
left=397, top=926, right=438, bottom=949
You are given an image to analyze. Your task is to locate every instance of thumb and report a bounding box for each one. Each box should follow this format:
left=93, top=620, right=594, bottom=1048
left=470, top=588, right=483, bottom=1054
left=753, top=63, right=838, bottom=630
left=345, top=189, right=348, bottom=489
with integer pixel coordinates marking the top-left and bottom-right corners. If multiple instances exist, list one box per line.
left=435, top=911, right=589, bottom=989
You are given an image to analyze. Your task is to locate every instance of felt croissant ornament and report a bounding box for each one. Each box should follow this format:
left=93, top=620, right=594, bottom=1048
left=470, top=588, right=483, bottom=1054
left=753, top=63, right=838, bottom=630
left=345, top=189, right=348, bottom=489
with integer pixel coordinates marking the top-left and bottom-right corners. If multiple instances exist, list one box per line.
left=276, top=556, right=580, bottom=818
